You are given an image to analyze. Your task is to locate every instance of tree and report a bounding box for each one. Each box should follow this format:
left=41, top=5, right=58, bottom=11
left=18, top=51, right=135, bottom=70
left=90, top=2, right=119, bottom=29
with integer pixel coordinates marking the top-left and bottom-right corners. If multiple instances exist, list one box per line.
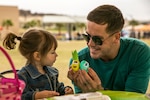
left=75, top=23, right=86, bottom=33
left=128, top=19, right=139, bottom=38
left=55, top=23, right=64, bottom=35
left=2, top=19, right=13, bottom=30
left=23, top=20, right=41, bottom=29
left=128, top=19, right=139, bottom=30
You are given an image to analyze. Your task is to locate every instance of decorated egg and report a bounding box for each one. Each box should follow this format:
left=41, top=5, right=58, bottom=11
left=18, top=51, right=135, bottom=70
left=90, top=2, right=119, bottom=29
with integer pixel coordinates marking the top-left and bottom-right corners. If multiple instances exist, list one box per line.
left=80, top=60, right=89, bottom=72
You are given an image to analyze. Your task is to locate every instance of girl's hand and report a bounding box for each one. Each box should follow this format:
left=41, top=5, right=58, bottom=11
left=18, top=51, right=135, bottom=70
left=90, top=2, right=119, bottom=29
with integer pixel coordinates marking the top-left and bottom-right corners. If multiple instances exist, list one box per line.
left=35, top=90, right=60, bottom=99
left=65, top=86, right=74, bottom=94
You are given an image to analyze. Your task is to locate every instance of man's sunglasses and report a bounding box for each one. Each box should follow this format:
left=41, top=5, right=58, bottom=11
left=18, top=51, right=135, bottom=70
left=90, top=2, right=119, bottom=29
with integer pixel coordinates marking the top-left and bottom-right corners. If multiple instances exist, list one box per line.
left=82, top=33, right=115, bottom=45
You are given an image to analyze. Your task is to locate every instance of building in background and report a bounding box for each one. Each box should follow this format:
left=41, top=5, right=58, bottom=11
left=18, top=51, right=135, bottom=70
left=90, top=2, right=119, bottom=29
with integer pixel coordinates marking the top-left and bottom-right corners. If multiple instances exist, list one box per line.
left=0, top=5, right=19, bottom=34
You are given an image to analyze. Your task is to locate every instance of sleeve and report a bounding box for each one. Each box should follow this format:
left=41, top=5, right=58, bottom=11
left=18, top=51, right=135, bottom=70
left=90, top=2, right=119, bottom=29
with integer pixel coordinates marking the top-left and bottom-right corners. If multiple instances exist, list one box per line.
left=17, top=71, right=36, bottom=100
left=74, top=84, right=82, bottom=93
left=57, top=83, right=65, bottom=95
left=125, top=44, right=150, bottom=93
left=53, top=68, right=66, bottom=95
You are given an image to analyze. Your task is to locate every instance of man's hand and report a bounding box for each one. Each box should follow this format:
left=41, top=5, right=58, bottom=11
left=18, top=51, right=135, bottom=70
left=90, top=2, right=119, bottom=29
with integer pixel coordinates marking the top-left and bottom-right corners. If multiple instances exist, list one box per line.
left=67, top=67, right=104, bottom=93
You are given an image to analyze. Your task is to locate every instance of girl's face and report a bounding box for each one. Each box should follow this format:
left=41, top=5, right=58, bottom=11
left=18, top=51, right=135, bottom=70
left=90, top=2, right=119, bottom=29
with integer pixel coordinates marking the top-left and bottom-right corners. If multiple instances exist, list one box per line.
left=41, top=46, right=58, bottom=66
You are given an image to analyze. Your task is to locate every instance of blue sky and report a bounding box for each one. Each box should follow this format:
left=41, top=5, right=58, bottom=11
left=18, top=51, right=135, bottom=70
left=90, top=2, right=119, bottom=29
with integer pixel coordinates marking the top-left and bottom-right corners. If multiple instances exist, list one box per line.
left=0, top=0, right=150, bottom=21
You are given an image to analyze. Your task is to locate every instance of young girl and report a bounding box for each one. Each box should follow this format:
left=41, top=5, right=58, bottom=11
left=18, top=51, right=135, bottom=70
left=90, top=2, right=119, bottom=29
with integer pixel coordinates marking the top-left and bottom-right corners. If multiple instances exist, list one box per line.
left=3, top=29, right=73, bottom=100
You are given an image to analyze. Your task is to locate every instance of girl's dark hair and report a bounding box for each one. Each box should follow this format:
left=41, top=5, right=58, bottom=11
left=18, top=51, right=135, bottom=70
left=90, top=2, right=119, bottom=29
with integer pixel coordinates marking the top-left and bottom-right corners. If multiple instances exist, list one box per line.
left=3, top=29, right=57, bottom=63
left=87, top=4, right=124, bottom=34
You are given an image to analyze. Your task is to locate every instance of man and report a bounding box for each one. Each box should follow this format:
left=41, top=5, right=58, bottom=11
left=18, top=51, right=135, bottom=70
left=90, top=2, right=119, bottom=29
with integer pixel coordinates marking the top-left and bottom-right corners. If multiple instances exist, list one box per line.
left=67, top=4, right=150, bottom=94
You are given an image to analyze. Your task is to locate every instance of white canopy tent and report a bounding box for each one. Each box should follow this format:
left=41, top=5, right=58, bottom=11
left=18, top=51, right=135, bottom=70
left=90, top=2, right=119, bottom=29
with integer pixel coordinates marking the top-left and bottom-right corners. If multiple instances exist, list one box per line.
left=42, top=15, right=87, bottom=24
left=42, top=15, right=87, bottom=40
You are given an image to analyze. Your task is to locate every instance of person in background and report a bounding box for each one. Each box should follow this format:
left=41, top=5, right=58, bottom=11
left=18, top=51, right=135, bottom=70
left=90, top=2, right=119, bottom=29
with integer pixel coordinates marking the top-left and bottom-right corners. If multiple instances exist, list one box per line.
left=3, top=28, right=73, bottom=100
left=67, top=4, right=150, bottom=94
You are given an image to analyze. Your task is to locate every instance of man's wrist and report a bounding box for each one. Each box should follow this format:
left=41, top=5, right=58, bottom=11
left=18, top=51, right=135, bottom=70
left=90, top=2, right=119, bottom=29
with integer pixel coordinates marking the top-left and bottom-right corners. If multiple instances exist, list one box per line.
left=97, top=84, right=104, bottom=90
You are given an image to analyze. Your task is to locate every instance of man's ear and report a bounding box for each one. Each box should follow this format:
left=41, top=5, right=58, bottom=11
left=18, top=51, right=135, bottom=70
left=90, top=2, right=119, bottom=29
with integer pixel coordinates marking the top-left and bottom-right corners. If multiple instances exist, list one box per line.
left=33, top=51, right=41, bottom=61
left=114, top=32, right=121, bottom=42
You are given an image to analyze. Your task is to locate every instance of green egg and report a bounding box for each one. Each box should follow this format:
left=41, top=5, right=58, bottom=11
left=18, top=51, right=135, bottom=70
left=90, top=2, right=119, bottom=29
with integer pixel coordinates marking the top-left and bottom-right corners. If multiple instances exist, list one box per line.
left=80, top=60, right=89, bottom=72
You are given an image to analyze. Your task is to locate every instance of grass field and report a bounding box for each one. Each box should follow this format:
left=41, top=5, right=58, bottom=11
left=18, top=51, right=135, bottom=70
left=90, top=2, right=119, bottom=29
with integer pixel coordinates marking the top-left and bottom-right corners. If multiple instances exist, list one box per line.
left=0, top=39, right=150, bottom=92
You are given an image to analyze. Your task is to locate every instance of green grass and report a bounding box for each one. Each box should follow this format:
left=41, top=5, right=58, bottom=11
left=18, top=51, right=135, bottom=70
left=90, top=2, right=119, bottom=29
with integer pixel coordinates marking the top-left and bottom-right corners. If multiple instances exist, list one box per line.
left=0, top=39, right=150, bottom=91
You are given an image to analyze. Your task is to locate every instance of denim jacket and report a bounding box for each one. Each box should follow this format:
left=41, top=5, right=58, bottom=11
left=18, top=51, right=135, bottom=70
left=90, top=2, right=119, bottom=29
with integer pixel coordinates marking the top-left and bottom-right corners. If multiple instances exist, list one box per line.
left=17, top=64, right=66, bottom=100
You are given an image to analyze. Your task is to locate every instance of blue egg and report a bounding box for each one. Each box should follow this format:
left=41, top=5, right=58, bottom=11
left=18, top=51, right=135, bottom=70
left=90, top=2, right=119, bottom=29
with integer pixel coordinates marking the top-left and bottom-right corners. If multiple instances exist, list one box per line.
left=80, top=60, right=89, bottom=72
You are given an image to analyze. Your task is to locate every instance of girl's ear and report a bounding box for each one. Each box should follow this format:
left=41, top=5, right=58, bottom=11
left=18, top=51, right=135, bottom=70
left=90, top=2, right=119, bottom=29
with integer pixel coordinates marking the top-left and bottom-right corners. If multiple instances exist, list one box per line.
left=33, top=51, right=41, bottom=61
